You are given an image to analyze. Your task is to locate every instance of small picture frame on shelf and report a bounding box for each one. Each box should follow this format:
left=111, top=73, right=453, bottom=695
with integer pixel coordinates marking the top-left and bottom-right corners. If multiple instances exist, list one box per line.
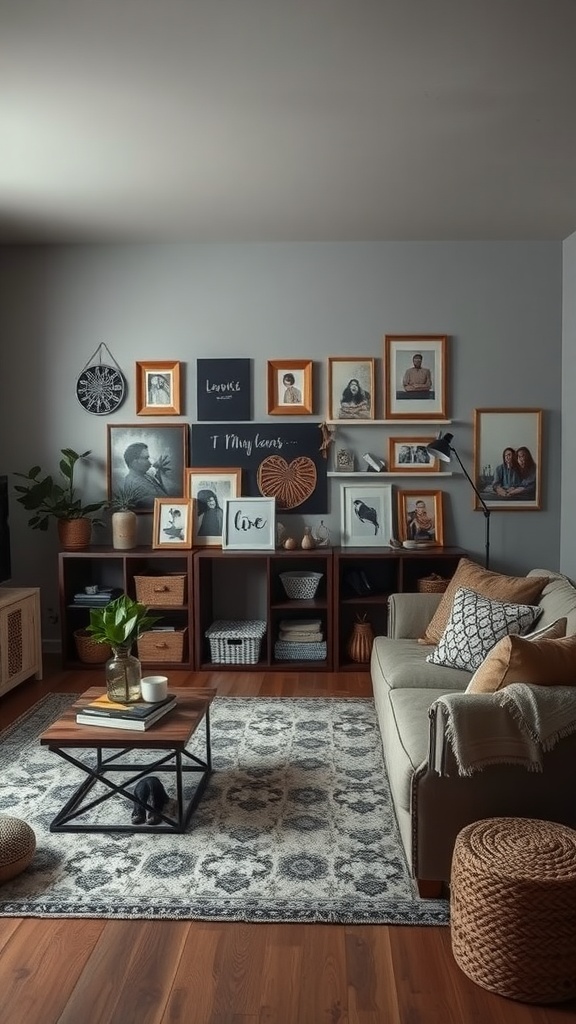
left=136, top=361, right=181, bottom=416
left=185, top=467, right=242, bottom=547
left=267, top=359, right=313, bottom=415
left=384, top=335, right=448, bottom=420
left=328, top=357, right=375, bottom=420
left=335, top=448, right=355, bottom=472
left=397, top=489, right=444, bottom=545
left=340, top=482, right=393, bottom=547
left=388, top=436, right=439, bottom=472
left=152, top=497, right=193, bottom=549
left=222, top=497, right=276, bottom=550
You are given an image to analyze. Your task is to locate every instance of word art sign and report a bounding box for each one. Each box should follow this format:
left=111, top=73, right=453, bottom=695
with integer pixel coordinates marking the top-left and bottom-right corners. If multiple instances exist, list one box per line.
left=196, top=358, right=251, bottom=421
left=222, top=497, right=276, bottom=550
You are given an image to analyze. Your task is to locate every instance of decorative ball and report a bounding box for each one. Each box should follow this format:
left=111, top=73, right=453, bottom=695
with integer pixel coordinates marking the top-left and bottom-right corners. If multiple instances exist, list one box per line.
left=283, top=537, right=298, bottom=550
left=0, top=815, right=36, bottom=884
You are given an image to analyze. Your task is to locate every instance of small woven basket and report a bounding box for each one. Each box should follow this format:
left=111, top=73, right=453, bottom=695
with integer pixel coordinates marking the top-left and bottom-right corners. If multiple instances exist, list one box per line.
left=137, top=628, right=187, bottom=663
left=134, top=574, right=187, bottom=606
left=279, top=571, right=323, bottom=600
left=73, top=629, right=111, bottom=664
left=417, top=573, right=449, bottom=594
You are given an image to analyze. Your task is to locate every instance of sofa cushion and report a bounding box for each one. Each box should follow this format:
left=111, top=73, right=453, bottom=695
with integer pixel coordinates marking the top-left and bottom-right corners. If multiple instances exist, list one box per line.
left=467, top=622, right=576, bottom=693
left=421, top=558, right=549, bottom=645
left=371, top=636, right=472, bottom=692
left=384, top=688, right=453, bottom=813
left=527, top=570, right=576, bottom=636
left=426, top=587, right=542, bottom=672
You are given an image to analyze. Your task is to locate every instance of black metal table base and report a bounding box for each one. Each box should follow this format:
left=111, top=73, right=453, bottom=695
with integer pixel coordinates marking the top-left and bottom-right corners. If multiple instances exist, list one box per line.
left=46, top=714, right=212, bottom=834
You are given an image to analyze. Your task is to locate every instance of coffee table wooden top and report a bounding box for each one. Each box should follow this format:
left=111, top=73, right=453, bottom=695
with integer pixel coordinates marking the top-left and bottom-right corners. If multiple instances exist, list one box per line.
left=40, top=687, right=217, bottom=749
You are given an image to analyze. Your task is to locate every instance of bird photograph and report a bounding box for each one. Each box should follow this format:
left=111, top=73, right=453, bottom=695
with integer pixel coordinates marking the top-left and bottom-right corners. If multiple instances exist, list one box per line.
left=353, top=499, right=380, bottom=535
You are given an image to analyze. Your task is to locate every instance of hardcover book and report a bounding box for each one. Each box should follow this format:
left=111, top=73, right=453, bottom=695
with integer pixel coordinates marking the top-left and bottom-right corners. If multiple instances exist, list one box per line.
left=76, top=692, right=176, bottom=719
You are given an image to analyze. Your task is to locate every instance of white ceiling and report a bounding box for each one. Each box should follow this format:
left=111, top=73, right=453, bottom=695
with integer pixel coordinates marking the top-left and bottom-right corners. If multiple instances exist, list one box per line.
left=2, top=0, right=576, bottom=243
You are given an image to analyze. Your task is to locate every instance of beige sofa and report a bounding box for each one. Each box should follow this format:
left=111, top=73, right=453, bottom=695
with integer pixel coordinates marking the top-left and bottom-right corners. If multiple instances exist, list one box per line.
left=370, top=568, right=576, bottom=894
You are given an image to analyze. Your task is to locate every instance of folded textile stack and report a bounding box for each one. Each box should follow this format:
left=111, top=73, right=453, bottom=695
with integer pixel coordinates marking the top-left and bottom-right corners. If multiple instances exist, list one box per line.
left=275, top=619, right=327, bottom=661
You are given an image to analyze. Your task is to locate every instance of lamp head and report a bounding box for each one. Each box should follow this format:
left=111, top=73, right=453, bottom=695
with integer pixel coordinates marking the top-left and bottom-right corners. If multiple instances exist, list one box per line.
left=426, top=432, right=454, bottom=463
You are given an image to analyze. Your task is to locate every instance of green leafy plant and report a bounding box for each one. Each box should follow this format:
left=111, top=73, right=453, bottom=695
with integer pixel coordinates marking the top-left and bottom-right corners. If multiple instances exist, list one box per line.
left=14, top=448, right=106, bottom=531
left=86, top=594, right=162, bottom=648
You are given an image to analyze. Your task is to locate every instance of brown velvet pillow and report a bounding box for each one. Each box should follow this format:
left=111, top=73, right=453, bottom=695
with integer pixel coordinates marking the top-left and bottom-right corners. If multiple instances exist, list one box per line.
left=420, top=558, right=549, bottom=645
left=467, top=619, right=574, bottom=693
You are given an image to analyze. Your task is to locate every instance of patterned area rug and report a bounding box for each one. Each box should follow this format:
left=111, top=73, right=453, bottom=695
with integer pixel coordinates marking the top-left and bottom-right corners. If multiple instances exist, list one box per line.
left=0, top=694, right=448, bottom=924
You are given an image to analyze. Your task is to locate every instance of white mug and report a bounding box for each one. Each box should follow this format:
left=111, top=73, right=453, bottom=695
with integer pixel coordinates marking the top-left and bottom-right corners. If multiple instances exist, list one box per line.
left=140, top=675, right=169, bottom=703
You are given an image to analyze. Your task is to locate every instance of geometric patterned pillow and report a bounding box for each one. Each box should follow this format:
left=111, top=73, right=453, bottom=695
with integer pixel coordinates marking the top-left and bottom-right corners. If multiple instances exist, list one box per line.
left=425, top=586, right=542, bottom=672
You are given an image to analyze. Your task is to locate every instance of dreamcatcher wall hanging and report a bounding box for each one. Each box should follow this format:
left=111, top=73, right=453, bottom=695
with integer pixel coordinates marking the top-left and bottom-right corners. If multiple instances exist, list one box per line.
left=76, top=343, right=127, bottom=415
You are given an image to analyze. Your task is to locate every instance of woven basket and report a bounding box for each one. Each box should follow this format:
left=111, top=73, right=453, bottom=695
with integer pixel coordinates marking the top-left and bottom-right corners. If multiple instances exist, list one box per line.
left=137, top=628, right=187, bottom=663
left=73, top=629, right=111, bottom=664
left=417, top=573, right=449, bottom=594
left=279, top=571, right=323, bottom=600
left=206, top=620, right=266, bottom=665
left=134, top=574, right=187, bottom=606
left=451, top=817, right=576, bottom=1003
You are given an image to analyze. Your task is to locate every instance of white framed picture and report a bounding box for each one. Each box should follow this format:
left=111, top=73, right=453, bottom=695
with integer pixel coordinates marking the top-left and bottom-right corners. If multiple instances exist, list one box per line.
left=222, top=497, right=276, bottom=550
left=340, top=482, right=393, bottom=548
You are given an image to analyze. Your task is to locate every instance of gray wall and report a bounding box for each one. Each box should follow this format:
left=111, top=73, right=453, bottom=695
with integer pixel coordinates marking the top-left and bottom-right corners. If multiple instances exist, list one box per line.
left=561, top=229, right=576, bottom=577
left=0, top=241, right=562, bottom=646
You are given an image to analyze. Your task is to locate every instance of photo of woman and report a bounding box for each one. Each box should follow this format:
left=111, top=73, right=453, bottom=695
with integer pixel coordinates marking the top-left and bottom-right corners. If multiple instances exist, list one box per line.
left=185, top=467, right=242, bottom=546
left=328, top=357, right=375, bottom=420
left=474, top=409, right=542, bottom=510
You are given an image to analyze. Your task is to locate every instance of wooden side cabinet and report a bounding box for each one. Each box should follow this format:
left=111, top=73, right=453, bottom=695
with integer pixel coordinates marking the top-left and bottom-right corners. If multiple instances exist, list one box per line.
left=0, top=587, right=43, bottom=697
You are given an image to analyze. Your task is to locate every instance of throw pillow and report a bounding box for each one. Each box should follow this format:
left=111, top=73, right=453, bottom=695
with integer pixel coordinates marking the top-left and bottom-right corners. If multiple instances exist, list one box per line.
left=467, top=619, right=574, bottom=693
left=420, top=558, right=549, bottom=645
left=426, top=587, right=542, bottom=672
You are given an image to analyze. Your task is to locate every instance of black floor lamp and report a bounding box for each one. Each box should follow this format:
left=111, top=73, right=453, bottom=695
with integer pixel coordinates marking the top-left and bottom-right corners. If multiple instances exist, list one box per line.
left=426, top=433, right=491, bottom=569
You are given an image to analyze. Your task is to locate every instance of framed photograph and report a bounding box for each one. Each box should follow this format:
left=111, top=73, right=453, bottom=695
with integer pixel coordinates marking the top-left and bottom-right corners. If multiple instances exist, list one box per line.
left=136, top=361, right=181, bottom=415
left=152, top=498, right=193, bottom=549
left=185, top=467, right=242, bottom=546
left=397, top=490, right=444, bottom=545
left=473, top=408, right=543, bottom=511
left=222, top=497, right=276, bottom=551
left=267, top=359, right=313, bottom=415
left=340, top=482, right=393, bottom=548
left=388, top=436, right=440, bottom=473
left=328, top=357, right=375, bottom=420
left=384, top=335, right=448, bottom=420
left=107, top=424, right=189, bottom=513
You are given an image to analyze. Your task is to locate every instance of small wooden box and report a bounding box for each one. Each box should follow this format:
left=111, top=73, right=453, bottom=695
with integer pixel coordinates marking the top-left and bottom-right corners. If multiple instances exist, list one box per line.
left=134, top=574, right=187, bottom=606
left=137, top=628, right=187, bottom=663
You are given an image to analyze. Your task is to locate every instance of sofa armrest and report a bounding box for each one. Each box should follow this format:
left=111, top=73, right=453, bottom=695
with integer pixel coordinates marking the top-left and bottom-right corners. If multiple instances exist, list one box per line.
left=387, top=592, right=443, bottom=639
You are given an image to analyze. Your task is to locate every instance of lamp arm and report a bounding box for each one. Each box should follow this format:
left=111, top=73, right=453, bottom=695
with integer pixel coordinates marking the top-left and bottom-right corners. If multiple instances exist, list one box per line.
left=449, top=446, right=491, bottom=519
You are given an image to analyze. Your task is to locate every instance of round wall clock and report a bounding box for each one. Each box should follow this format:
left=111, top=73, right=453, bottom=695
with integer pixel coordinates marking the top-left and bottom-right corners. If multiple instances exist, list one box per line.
left=76, top=361, right=126, bottom=415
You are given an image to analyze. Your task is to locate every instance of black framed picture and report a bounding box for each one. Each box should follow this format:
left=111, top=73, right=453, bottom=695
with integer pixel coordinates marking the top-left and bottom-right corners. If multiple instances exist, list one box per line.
left=107, top=424, right=189, bottom=513
left=196, top=358, right=252, bottom=421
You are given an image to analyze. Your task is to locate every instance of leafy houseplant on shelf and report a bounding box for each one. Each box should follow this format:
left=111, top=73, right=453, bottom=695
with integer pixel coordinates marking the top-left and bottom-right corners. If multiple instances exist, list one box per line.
left=14, top=448, right=106, bottom=551
left=87, top=594, right=163, bottom=702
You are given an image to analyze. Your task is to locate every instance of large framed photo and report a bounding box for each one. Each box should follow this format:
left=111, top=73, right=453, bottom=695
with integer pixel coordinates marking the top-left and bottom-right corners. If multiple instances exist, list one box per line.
left=267, top=359, right=313, bottom=415
left=397, top=490, right=444, bottom=545
left=340, top=482, right=393, bottom=548
left=222, top=497, right=276, bottom=551
left=136, top=360, right=181, bottom=415
left=328, top=357, right=375, bottom=420
left=152, top=498, right=192, bottom=549
left=384, top=335, right=448, bottom=420
left=185, top=467, right=242, bottom=546
left=473, top=408, right=542, bottom=510
left=107, top=424, right=189, bottom=513
left=388, top=436, right=439, bottom=473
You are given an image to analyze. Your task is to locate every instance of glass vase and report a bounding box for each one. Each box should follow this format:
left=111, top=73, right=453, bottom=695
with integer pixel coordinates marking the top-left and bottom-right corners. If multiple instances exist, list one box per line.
left=105, top=644, right=142, bottom=702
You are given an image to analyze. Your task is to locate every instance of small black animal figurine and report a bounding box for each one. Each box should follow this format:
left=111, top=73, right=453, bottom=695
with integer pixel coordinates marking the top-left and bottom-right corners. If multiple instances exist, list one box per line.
left=131, top=775, right=171, bottom=825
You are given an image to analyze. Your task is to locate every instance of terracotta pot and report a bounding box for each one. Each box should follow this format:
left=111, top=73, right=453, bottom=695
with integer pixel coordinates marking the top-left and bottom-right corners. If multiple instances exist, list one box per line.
left=347, top=619, right=375, bottom=664
left=112, top=510, right=138, bottom=550
left=58, top=517, right=92, bottom=551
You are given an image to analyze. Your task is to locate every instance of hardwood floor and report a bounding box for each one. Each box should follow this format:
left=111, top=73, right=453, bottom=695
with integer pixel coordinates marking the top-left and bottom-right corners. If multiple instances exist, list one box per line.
left=1, top=660, right=574, bottom=1024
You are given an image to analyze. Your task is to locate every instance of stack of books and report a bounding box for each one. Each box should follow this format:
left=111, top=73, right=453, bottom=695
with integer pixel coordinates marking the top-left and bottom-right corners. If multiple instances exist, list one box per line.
left=75, top=692, right=177, bottom=730
left=72, top=587, right=120, bottom=607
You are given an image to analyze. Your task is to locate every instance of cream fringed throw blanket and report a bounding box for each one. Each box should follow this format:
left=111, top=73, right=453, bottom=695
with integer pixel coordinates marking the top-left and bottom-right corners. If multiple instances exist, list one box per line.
left=431, top=684, right=576, bottom=776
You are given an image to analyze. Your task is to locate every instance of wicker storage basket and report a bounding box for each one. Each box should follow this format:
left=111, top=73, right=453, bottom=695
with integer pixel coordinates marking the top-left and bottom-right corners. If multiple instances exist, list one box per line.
left=274, top=640, right=327, bottom=661
left=206, top=620, right=266, bottom=665
left=417, top=573, right=450, bottom=594
left=279, top=571, right=323, bottom=600
left=134, top=574, right=187, bottom=606
left=73, top=629, right=112, bottom=664
left=137, top=628, right=187, bottom=663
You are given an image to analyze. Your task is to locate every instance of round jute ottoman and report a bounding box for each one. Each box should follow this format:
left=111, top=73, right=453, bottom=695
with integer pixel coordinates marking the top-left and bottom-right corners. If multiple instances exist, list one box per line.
left=450, top=817, right=576, bottom=1004
left=0, top=815, right=36, bottom=884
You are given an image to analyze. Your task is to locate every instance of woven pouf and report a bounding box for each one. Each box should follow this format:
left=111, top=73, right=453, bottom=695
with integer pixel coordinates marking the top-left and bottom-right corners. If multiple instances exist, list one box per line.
left=451, top=817, right=576, bottom=1004
left=0, top=815, right=36, bottom=884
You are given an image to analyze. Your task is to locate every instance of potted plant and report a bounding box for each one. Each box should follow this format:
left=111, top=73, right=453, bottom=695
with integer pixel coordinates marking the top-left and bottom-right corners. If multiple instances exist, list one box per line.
left=107, top=484, right=141, bottom=550
left=14, top=448, right=106, bottom=550
left=86, top=594, right=163, bottom=702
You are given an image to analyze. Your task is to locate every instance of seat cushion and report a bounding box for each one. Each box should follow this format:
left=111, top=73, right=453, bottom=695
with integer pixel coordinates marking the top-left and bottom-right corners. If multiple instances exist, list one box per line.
left=371, top=636, right=472, bottom=692
left=382, top=688, right=459, bottom=813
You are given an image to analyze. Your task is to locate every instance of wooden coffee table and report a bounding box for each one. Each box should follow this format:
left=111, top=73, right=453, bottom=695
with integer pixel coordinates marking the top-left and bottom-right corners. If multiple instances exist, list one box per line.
left=40, top=686, right=216, bottom=834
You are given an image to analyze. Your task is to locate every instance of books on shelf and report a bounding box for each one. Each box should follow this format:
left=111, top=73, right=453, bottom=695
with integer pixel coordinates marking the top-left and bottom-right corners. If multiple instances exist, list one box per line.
left=75, top=692, right=177, bottom=731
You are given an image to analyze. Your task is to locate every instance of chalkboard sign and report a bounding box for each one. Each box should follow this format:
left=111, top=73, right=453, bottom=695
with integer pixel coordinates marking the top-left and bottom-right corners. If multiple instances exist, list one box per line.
left=197, top=358, right=251, bottom=421
left=191, top=422, right=327, bottom=514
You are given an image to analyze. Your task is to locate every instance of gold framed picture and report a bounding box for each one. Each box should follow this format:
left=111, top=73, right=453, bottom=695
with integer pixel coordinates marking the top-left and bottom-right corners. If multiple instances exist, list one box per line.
left=152, top=497, right=193, bottom=549
left=397, top=489, right=444, bottom=545
left=473, top=408, right=543, bottom=511
left=267, top=359, right=313, bottom=415
left=384, top=335, right=448, bottom=420
left=185, top=467, right=242, bottom=546
left=136, top=360, right=182, bottom=416
left=388, top=436, right=439, bottom=473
